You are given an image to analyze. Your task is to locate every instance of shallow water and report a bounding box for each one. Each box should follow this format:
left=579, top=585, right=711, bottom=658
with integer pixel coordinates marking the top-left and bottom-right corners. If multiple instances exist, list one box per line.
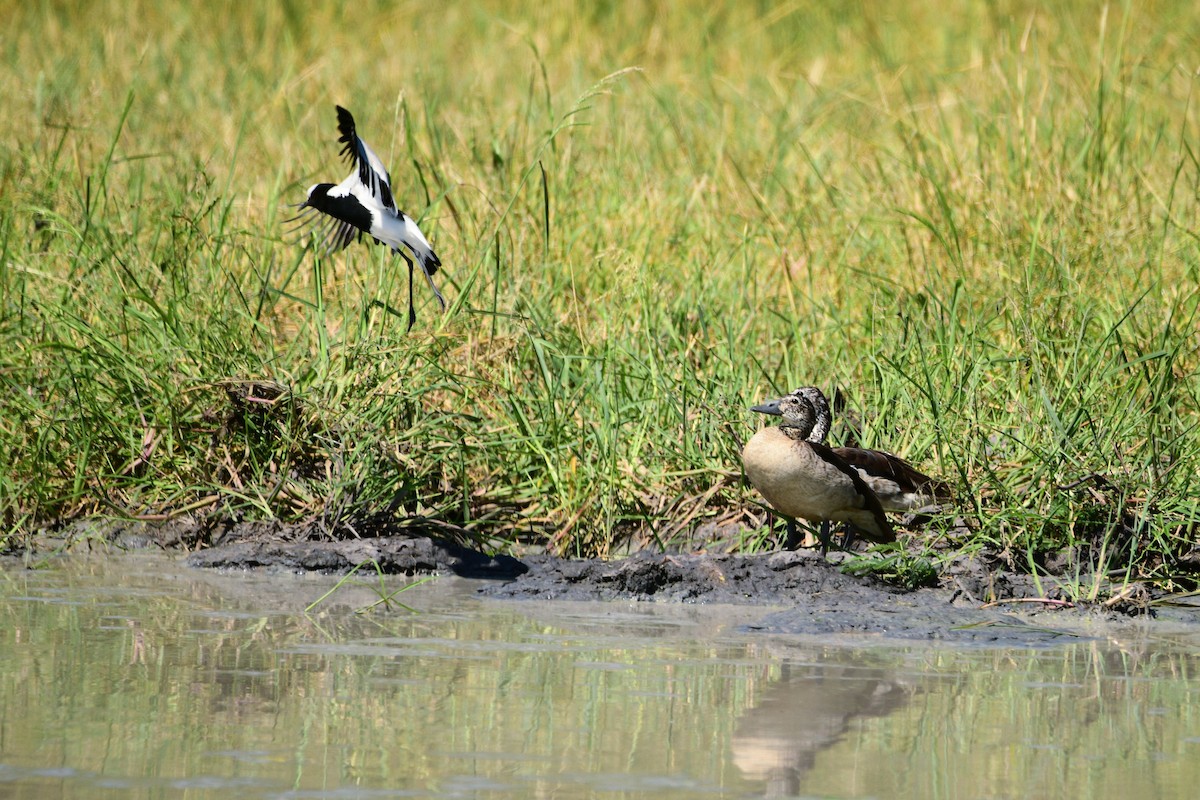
left=2, top=552, right=1200, bottom=799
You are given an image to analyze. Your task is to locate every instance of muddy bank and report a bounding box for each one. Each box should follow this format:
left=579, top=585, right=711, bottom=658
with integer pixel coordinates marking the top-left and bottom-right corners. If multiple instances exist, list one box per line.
left=13, top=517, right=1196, bottom=646
left=18, top=517, right=527, bottom=579
left=182, top=533, right=528, bottom=579
left=473, top=549, right=1180, bottom=645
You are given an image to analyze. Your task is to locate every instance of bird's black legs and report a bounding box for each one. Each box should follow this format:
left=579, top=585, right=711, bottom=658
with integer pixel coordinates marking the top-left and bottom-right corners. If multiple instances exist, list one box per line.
left=777, top=519, right=863, bottom=558
left=784, top=519, right=803, bottom=551
left=399, top=253, right=446, bottom=331
left=817, top=520, right=833, bottom=558
left=781, top=518, right=833, bottom=557
left=401, top=253, right=417, bottom=331
left=840, top=525, right=858, bottom=552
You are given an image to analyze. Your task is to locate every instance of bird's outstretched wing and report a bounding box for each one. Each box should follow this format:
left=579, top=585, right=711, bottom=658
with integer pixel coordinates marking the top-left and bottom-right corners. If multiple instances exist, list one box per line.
left=336, top=105, right=396, bottom=213
left=285, top=204, right=362, bottom=255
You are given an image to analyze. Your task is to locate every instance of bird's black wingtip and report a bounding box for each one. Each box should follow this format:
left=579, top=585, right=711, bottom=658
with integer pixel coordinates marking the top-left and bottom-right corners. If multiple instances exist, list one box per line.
left=335, top=105, right=355, bottom=137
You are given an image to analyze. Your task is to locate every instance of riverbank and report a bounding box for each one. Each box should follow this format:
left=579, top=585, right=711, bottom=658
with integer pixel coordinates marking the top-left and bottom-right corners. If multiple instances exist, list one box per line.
left=11, top=516, right=1196, bottom=648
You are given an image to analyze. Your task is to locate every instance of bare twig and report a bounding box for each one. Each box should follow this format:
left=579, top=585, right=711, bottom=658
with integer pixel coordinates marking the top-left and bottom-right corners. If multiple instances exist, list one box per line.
left=979, top=597, right=1075, bottom=610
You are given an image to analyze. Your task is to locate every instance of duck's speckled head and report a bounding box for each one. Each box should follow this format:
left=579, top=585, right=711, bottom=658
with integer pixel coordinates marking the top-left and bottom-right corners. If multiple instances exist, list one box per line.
left=750, top=386, right=832, bottom=443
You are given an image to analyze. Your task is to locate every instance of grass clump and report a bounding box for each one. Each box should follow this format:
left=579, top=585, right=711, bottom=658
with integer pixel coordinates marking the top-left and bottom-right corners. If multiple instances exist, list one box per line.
left=843, top=544, right=940, bottom=591
left=1, top=2, right=1199, bottom=598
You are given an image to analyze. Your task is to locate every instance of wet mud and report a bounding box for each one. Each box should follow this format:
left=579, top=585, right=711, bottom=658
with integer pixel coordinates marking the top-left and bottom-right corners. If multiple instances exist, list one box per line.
left=472, top=549, right=1174, bottom=646
left=13, top=517, right=1194, bottom=647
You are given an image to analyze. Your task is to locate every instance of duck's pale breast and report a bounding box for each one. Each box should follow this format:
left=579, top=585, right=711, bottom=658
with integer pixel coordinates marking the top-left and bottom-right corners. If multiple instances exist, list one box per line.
left=742, top=427, right=881, bottom=530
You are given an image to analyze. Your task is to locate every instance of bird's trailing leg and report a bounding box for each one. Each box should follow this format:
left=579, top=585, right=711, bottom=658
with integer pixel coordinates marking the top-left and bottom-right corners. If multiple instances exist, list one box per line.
left=422, top=266, right=447, bottom=313
left=399, top=252, right=448, bottom=331
left=400, top=253, right=418, bottom=332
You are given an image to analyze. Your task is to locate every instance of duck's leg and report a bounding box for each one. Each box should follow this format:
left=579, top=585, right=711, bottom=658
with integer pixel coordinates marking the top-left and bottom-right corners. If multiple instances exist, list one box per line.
left=817, top=520, right=832, bottom=557
left=840, top=524, right=858, bottom=552
left=783, top=518, right=803, bottom=551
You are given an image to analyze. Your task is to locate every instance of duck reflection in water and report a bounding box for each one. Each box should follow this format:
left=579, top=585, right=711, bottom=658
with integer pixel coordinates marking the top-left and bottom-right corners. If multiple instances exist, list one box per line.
left=731, top=658, right=916, bottom=798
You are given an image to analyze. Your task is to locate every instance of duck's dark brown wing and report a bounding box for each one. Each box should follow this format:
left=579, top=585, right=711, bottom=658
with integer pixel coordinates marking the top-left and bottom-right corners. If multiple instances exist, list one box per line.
left=808, top=441, right=895, bottom=543
left=833, top=446, right=951, bottom=501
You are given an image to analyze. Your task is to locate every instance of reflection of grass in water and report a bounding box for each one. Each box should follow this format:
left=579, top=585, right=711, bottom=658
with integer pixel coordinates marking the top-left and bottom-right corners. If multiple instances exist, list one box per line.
left=948, top=618, right=1084, bottom=638
left=305, top=559, right=436, bottom=614
left=802, top=639, right=1200, bottom=798
left=1, top=2, right=1199, bottom=598
left=7, top=560, right=1200, bottom=797
left=0, top=563, right=769, bottom=793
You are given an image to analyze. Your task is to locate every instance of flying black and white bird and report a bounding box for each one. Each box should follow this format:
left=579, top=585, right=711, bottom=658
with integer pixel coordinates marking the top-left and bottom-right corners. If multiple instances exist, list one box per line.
left=288, top=105, right=445, bottom=330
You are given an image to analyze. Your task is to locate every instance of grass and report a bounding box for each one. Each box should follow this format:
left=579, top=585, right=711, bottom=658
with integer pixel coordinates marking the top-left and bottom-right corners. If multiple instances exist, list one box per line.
left=1, top=1, right=1198, bottom=598
left=305, top=563, right=437, bottom=614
